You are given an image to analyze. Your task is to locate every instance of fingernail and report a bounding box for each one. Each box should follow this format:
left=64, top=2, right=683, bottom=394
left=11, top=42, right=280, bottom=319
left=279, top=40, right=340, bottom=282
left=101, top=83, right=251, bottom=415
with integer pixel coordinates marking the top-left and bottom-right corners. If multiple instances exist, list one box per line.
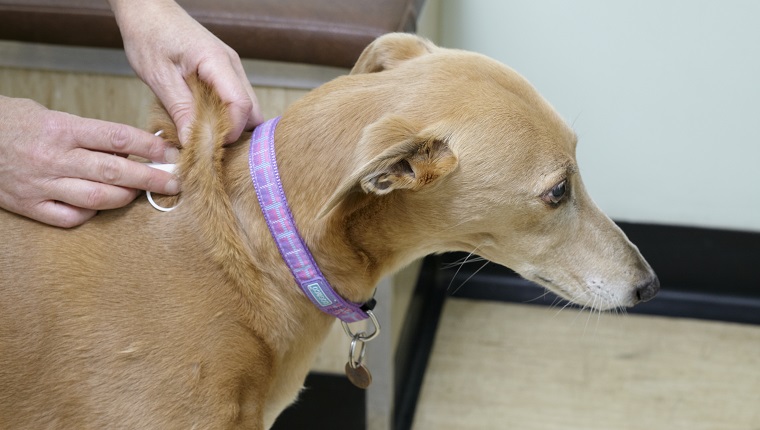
left=166, top=177, right=181, bottom=195
left=164, top=147, right=179, bottom=163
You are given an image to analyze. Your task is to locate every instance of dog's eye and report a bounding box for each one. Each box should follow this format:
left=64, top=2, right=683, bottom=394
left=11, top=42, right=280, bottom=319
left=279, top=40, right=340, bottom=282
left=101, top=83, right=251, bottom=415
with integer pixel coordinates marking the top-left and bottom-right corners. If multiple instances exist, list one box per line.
left=543, top=180, right=568, bottom=206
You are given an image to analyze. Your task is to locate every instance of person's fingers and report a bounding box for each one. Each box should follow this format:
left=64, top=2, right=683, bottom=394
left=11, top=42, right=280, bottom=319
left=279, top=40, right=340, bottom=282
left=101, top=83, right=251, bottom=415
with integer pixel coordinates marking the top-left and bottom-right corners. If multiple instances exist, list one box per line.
left=69, top=116, right=180, bottom=163
left=197, top=53, right=260, bottom=143
left=237, top=74, right=264, bottom=133
left=244, top=86, right=263, bottom=131
left=6, top=155, right=174, bottom=228
left=0, top=96, right=182, bottom=228
left=198, top=62, right=249, bottom=142
left=145, top=68, right=196, bottom=145
left=46, top=177, right=140, bottom=211
left=66, top=150, right=180, bottom=196
left=229, top=54, right=264, bottom=130
left=27, top=200, right=97, bottom=229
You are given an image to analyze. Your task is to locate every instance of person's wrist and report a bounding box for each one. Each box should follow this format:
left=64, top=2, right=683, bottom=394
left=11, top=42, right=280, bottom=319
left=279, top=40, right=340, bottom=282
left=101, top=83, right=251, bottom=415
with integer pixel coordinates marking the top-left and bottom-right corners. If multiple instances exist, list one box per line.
left=108, top=0, right=181, bottom=28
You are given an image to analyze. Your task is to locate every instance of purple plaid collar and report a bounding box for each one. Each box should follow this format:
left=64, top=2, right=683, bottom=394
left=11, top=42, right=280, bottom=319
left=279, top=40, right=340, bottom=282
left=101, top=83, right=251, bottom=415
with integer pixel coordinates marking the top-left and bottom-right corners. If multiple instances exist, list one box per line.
left=248, top=117, right=371, bottom=323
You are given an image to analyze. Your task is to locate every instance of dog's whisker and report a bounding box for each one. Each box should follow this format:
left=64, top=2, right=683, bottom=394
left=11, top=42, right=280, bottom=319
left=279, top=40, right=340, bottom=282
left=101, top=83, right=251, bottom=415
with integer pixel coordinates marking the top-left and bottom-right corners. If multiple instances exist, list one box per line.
left=437, top=217, right=477, bottom=234
left=568, top=288, right=596, bottom=328
left=547, top=296, right=562, bottom=315
left=552, top=296, right=577, bottom=318
left=610, top=302, right=619, bottom=317
left=572, top=300, right=589, bottom=328
left=444, top=245, right=483, bottom=292
left=616, top=303, right=628, bottom=317
left=583, top=299, right=594, bottom=333
left=523, top=289, right=553, bottom=304
left=449, top=260, right=490, bottom=296
left=441, top=256, right=487, bottom=270
left=587, top=295, right=603, bottom=335
left=549, top=295, right=565, bottom=310
left=596, top=302, right=605, bottom=332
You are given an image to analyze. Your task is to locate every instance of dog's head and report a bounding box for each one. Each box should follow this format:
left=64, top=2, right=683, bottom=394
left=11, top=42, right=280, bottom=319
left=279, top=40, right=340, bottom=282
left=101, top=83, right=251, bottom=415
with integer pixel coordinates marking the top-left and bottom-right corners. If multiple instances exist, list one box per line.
left=320, top=33, right=658, bottom=310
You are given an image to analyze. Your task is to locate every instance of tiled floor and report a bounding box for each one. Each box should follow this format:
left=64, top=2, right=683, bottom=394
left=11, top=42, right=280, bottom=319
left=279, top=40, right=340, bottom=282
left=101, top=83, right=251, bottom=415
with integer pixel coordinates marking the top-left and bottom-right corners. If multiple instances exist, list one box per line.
left=412, top=299, right=760, bottom=430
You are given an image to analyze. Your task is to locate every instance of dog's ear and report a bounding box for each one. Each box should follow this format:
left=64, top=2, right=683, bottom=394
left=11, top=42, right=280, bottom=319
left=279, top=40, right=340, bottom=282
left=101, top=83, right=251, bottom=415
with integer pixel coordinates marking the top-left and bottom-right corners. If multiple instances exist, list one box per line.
left=351, top=33, right=436, bottom=74
left=318, top=116, right=458, bottom=218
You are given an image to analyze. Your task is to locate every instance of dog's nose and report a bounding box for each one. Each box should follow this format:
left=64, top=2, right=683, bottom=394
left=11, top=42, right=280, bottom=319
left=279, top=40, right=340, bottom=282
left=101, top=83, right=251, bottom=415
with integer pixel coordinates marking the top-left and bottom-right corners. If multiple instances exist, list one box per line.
left=634, top=276, right=660, bottom=303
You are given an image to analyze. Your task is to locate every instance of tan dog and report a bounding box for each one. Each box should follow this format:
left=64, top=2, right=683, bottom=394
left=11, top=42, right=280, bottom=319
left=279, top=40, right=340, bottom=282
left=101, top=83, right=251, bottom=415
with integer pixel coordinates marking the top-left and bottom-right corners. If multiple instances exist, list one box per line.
left=0, top=34, right=658, bottom=429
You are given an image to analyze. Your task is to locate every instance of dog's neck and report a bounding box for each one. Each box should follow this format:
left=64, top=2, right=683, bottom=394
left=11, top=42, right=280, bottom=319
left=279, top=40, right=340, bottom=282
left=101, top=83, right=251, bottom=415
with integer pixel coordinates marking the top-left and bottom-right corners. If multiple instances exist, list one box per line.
left=221, top=117, right=392, bottom=309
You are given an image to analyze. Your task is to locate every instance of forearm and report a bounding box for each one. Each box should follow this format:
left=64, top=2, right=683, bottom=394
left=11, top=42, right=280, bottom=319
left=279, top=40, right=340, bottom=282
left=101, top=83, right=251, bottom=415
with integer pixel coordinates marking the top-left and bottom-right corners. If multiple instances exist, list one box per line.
left=108, top=0, right=186, bottom=31
left=108, top=0, right=178, bottom=16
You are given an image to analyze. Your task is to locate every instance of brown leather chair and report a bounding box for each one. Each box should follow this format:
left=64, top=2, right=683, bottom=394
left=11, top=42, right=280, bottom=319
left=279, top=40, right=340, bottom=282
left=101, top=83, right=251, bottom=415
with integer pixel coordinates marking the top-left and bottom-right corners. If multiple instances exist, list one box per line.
left=0, top=0, right=425, bottom=68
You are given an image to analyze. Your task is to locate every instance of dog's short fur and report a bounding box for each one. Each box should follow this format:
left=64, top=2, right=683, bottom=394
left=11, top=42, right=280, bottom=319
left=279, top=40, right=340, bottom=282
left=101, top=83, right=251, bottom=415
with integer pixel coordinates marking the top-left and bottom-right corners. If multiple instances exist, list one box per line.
left=0, top=34, right=658, bottom=429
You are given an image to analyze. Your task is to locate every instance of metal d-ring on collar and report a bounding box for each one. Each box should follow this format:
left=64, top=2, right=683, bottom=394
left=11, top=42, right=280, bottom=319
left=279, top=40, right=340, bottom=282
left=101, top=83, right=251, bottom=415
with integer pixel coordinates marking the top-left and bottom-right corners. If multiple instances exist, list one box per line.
left=343, top=307, right=381, bottom=370
left=248, top=116, right=380, bottom=334
left=342, top=304, right=380, bottom=343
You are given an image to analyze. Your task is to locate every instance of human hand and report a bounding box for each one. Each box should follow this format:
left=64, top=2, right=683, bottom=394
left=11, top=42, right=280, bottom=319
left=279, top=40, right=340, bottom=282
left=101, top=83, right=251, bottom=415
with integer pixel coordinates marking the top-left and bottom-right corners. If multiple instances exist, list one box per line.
left=109, top=0, right=264, bottom=145
left=0, top=96, right=180, bottom=228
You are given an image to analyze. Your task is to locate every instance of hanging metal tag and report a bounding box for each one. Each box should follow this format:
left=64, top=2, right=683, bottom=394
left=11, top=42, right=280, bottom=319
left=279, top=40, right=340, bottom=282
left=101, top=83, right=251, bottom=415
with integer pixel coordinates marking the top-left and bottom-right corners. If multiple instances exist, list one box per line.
left=342, top=310, right=380, bottom=389
left=345, top=336, right=373, bottom=389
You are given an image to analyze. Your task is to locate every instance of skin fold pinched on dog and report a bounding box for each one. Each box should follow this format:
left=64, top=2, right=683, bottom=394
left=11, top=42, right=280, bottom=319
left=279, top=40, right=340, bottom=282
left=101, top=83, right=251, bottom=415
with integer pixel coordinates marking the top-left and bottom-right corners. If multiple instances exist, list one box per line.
left=0, top=34, right=658, bottom=428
